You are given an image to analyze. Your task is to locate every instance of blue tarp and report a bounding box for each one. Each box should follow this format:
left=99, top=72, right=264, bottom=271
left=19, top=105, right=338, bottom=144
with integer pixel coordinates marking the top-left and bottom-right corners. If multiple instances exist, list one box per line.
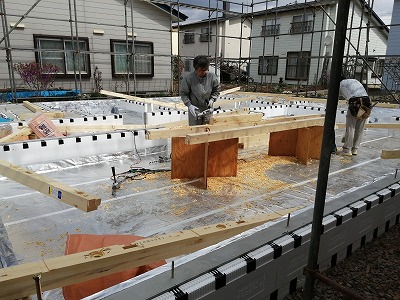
left=0, top=90, right=80, bottom=102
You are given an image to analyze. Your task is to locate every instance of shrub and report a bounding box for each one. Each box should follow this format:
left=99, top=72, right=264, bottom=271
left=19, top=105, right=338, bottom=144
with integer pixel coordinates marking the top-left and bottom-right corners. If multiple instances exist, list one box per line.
left=13, top=62, right=60, bottom=93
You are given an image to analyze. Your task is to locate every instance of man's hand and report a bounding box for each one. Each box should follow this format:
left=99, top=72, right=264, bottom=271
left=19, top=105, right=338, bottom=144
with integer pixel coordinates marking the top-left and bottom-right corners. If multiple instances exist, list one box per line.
left=207, top=99, right=214, bottom=108
left=188, top=104, right=199, bottom=117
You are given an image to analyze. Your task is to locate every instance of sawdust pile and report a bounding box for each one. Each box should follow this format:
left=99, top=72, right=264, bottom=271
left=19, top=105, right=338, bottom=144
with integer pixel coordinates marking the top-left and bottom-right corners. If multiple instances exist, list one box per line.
left=207, top=154, right=296, bottom=195
left=170, top=154, right=296, bottom=197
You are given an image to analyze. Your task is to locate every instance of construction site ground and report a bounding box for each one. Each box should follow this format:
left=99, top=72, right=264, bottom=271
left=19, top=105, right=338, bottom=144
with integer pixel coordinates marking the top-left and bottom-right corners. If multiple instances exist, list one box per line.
left=0, top=98, right=399, bottom=299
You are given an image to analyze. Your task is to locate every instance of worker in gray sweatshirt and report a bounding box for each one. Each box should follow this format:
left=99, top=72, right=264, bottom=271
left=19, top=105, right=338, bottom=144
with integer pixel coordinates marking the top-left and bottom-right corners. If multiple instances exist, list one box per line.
left=180, top=55, right=220, bottom=126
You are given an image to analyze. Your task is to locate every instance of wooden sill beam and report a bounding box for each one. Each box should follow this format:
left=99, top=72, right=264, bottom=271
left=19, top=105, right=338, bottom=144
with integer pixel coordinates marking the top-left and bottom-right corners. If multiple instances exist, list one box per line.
left=0, top=159, right=101, bottom=212
left=0, top=207, right=297, bottom=300
left=185, top=117, right=325, bottom=145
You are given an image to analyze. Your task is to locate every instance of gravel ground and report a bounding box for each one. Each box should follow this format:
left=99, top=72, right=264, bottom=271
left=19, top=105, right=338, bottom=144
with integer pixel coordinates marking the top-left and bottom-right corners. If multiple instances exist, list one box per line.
left=285, top=224, right=400, bottom=300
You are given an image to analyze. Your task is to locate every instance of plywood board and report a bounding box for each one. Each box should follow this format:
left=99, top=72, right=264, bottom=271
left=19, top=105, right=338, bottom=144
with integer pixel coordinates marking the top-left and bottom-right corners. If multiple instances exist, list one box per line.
left=308, top=126, right=323, bottom=159
left=268, top=129, right=298, bottom=156
left=171, top=137, right=205, bottom=179
left=171, top=137, right=238, bottom=179
left=296, top=127, right=312, bottom=165
left=207, top=138, right=238, bottom=177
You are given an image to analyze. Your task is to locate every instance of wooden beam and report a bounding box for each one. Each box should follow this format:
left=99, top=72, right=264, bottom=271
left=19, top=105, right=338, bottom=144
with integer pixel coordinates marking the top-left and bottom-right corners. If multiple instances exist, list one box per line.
left=147, top=114, right=325, bottom=140
left=0, top=159, right=101, bottom=212
left=19, top=112, right=65, bottom=120
left=336, top=123, right=400, bottom=129
left=0, top=128, right=32, bottom=143
left=185, top=117, right=325, bottom=145
left=209, top=112, right=263, bottom=125
left=100, top=90, right=187, bottom=111
left=23, top=101, right=42, bottom=113
left=220, top=86, right=240, bottom=95
left=381, top=149, right=400, bottom=159
left=0, top=207, right=298, bottom=300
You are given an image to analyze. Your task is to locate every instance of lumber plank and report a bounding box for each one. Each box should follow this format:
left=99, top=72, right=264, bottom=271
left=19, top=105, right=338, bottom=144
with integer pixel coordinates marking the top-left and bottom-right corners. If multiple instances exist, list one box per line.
left=336, top=123, right=400, bottom=129
left=0, top=127, right=32, bottom=143
left=147, top=114, right=325, bottom=140
left=0, top=159, right=101, bottom=212
left=209, top=112, right=263, bottom=125
left=100, top=90, right=187, bottom=111
left=0, top=207, right=298, bottom=300
left=381, top=149, right=400, bottom=159
left=23, top=101, right=42, bottom=113
left=19, top=112, right=65, bottom=120
left=185, top=117, right=325, bottom=145
left=220, top=86, right=241, bottom=95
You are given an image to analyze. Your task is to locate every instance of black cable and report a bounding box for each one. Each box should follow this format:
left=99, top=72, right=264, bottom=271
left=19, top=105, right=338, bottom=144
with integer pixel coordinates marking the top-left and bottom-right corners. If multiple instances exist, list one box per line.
left=110, top=167, right=171, bottom=182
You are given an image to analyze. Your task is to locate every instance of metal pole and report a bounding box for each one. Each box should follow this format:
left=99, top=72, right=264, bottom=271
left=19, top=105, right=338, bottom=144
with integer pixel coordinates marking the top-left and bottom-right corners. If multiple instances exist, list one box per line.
left=0, top=0, right=16, bottom=102
left=130, top=0, right=136, bottom=96
left=303, top=0, right=350, bottom=299
left=0, top=0, right=42, bottom=44
left=124, top=0, right=130, bottom=94
left=68, top=0, right=78, bottom=100
left=73, top=0, right=83, bottom=99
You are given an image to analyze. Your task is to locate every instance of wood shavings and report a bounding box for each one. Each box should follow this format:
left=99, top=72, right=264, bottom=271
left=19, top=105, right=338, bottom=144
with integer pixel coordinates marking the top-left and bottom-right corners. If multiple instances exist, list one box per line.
left=207, top=155, right=295, bottom=195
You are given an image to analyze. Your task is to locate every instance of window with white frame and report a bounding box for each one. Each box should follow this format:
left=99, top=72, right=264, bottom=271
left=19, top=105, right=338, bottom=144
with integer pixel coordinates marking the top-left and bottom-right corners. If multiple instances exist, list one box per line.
left=285, top=51, right=310, bottom=80
left=261, top=18, right=280, bottom=36
left=183, top=31, right=195, bottom=44
left=290, top=14, right=313, bottom=34
left=111, top=40, right=154, bottom=77
left=258, top=56, right=279, bottom=75
left=200, top=27, right=212, bottom=42
left=34, top=35, right=90, bottom=77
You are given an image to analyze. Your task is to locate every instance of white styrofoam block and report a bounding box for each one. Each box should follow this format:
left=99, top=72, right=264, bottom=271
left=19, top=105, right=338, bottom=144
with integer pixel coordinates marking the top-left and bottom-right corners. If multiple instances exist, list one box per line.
left=333, top=207, right=353, bottom=224
left=179, top=273, right=216, bottom=299
left=376, top=188, right=392, bottom=202
left=217, top=258, right=247, bottom=284
left=321, top=215, right=337, bottom=233
left=248, top=244, right=274, bottom=268
left=364, top=194, right=380, bottom=209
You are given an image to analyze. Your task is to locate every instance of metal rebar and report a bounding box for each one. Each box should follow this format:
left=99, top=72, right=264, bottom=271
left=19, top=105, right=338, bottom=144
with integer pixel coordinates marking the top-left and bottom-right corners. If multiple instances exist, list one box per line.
left=303, top=0, right=351, bottom=299
left=304, top=268, right=365, bottom=300
left=33, top=273, right=43, bottom=300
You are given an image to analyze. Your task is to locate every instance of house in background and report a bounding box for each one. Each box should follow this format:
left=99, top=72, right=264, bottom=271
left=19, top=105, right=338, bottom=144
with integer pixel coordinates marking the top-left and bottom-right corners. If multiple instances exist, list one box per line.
left=248, top=0, right=389, bottom=88
left=174, top=11, right=251, bottom=79
left=383, top=0, right=400, bottom=91
left=1, top=0, right=187, bottom=95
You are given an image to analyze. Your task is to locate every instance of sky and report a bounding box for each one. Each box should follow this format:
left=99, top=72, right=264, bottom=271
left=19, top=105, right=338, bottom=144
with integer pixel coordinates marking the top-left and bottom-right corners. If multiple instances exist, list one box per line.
left=178, top=0, right=395, bottom=26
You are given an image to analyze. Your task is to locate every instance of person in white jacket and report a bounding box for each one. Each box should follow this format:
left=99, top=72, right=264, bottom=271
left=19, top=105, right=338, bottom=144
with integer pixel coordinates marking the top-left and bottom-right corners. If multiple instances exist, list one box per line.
left=180, top=55, right=220, bottom=126
left=338, top=78, right=372, bottom=156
